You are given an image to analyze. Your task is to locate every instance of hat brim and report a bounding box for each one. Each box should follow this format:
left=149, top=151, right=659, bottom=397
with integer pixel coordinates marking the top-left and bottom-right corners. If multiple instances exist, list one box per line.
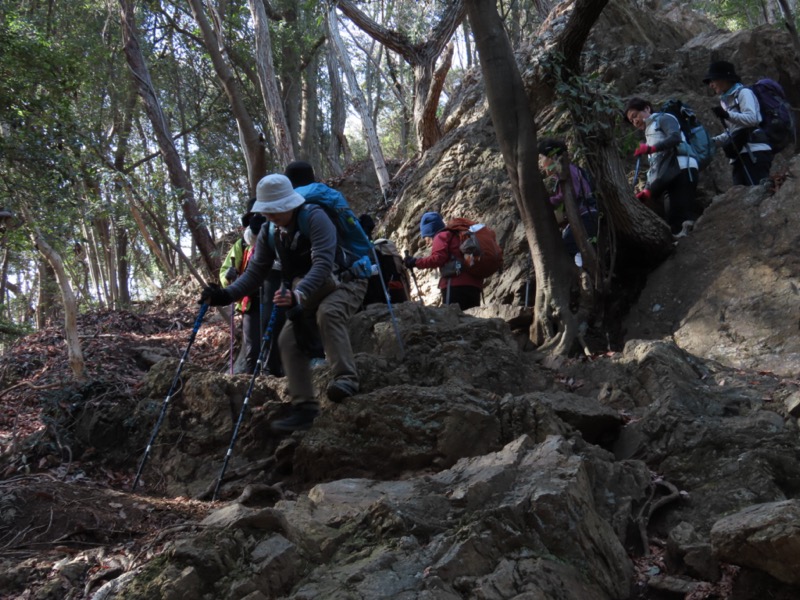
left=252, top=191, right=305, bottom=214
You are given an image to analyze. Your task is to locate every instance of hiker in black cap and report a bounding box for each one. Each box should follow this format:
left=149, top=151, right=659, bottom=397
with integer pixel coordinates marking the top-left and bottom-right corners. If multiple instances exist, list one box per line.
left=703, top=60, right=773, bottom=186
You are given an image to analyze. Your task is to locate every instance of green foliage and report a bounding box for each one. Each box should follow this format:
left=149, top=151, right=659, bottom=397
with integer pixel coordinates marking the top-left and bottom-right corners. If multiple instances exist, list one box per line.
left=687, top=0, right=799, bottom=31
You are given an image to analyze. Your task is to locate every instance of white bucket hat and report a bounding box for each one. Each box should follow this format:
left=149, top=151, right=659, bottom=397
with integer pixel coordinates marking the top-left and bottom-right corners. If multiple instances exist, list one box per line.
left=252, top=174, right=305, bottom=214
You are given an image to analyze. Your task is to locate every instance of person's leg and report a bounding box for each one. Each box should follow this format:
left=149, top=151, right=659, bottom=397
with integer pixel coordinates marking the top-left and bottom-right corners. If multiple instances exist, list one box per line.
left=447, top=286, right=481, bottom=310
left=263, top=270, right=285, bottom=376
left=242, top=310, right=263, bottom=374
left=664, top=169, right=698, bottom=234
left=732, top=152, right=772, bottom=186
left=270, top=319, right=318, bottom=432
left=316, top=279, right=368, bottom=401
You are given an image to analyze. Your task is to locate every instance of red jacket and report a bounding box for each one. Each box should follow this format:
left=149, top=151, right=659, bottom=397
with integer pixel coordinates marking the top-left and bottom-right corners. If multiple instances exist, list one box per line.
left=414, top=230, right=483, bottom=290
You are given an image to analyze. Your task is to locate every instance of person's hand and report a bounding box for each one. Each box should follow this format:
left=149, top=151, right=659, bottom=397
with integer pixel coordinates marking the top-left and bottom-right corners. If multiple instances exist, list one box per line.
left=633, top=143, right=656, bottom=157
left=273, top=286, right=300, bottom=308
left=711, top=106, right=730, bottom=121
left=635, top=189, right=652, bottom=202
left=224, top=266, right=238, bottom=283
left=403, top=255, right=417, bottom=269
left=199, top=283, right=232, bottom=306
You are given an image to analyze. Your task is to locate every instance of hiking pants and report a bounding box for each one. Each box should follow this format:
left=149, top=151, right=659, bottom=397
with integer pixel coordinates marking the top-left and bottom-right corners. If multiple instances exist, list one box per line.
left=732, top=150, right=773, bottom=186
left=441, top=285, right=481, bottom=310
left=562, top=210, right=599, bottom=257
left=279, top=278, right=367, bottom=407
left=664, top=168, right=698, bottom=234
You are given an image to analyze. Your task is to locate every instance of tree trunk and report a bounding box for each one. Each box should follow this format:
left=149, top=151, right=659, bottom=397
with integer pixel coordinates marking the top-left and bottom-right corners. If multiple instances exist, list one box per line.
left=465, top=0, right=580, bottom=354
left=326, top=5, right=391, bottom=198
left=23, top=206, right=86, bottom=379
left=301, top=53, right=322, bottom=175
left=336, top=0, right=465, bottom=152
left=123, top=185, right=176, bottom=278
left=326, top=48, right=350, bottom=175
left=777, top=0, right=800, bottom=55
left=115, top=224, right=130, bottom=305
left=118, top=0, right=219, bottom=276
left=187, top=0, right=267, bottom=194
left=247, top=0, right=295, bottom=168
left=81, top=220, right=106, bottom=307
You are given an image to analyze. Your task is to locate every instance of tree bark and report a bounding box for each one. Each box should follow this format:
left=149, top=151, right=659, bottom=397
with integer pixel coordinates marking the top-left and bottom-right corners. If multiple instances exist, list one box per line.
left=22, top=206, right=86, bottom=380
left=118, top=0, right=219, bottom=276
left=326, top=48, right=350, bottom=175
left=247, top=0, right=295, bottom=168
left=776, top=0, right=800, bottom=55
left=336, top=0, right=465, bottom=152
left=326, top=5, right=391, bottom=198
left=465, top=0, right=580, bottom=354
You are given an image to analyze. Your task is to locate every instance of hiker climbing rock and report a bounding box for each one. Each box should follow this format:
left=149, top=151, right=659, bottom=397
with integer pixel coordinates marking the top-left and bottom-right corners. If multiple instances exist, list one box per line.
left=359, top=213, right=410, bottom=306
left=703, top=60, right=774, bottom=186
left=404, top=211, right=485, bottom=310
left=537, top=138, right=599, bottom=265
left=625, top=97, right=699, bottom=236
left=219, top=201, right=270, bottom=375
left=200, top=171, right=368, bottom=432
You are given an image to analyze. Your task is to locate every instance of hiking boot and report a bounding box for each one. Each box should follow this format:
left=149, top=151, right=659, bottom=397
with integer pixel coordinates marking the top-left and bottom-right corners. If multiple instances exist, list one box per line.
left=326, top=379, right=358, bottom=403
left=674, top=220, right=695, bottom=240
left=270, top=405, right=318, bottom=432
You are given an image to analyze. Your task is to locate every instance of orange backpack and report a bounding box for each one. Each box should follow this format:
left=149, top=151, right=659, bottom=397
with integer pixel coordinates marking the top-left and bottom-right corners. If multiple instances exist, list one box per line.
left=445, top=218, right=504, bottom=279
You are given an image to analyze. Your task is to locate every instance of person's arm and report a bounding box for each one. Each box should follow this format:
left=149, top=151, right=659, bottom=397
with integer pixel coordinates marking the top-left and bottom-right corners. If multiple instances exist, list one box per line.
left=219, top=240, right=241, bottom=285
left=415, top=232, right=453, bottom=270
left=294, top=206, right=337, bottom=302
left=225, top=226, right=276, bottom=301
left=651, top=114, right=682, bottom=151
left=726, top=88, right=762, bottom=128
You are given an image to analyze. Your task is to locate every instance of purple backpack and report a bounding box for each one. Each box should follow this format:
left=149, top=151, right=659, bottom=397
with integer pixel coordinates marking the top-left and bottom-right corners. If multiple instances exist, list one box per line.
left=749, top=78, right=796, bottom=152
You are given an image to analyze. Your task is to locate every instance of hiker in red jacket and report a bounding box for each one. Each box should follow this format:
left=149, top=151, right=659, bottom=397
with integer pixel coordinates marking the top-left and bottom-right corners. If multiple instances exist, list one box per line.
left=404, top=211, right=482, bottom=310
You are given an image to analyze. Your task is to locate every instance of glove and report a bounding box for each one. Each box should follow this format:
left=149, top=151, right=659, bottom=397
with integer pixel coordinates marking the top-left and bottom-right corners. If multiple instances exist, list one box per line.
left=224, top=266, right=238, bottom=283
left=711, top=106, right=730, bottom=121
left=199, top=283, right=232, bottom=306
left=635, top=189, right=652, bottom=202
left=286, top=304, right=304, bottom=322
left=403, top=256, right=417, bottom=269
left=633, top=143, right=656, bottom=157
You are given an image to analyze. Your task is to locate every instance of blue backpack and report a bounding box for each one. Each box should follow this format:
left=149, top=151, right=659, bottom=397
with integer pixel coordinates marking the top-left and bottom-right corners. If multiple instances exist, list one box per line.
left=660, top=99, right=715, bottom=170
left=295, top=183, right=374, bottom=277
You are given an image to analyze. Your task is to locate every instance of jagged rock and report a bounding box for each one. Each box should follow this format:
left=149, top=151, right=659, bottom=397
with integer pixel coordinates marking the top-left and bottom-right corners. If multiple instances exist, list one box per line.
left=711, top=500, right=800, bottom=585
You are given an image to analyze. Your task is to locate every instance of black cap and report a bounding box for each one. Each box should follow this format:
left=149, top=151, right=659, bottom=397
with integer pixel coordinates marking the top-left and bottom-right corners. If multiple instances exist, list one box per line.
left=537, top=138, right=567, bottom=157
left=358, top=214, right=375, bottom=239
left=702, top=61, right=740, bottom=84
left=284, top=161, right=316, bottom=188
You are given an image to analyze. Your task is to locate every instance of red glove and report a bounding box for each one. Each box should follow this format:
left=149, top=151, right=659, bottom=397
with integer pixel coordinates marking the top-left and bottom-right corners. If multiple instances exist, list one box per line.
left=636, top=189, right=652, bottom=202
left=633, top=143, right=656, bottom=157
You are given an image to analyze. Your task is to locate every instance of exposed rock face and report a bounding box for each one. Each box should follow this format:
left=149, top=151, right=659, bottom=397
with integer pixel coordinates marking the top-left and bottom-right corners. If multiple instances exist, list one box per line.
left=624, top=156, right=800, bottom=376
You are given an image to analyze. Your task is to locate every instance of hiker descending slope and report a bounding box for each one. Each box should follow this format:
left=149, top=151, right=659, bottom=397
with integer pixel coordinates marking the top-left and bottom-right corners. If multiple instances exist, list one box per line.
left=537, top=138, right=598, bottom=265
left=625, top=97, right=699, bottom=236
left=219, top=201, right=269, bottom=374
left=200, top=172, right=368, bottom=432
left=404, top=211, right=484, bottom=310
left=703, top=60, right=774, bottom=186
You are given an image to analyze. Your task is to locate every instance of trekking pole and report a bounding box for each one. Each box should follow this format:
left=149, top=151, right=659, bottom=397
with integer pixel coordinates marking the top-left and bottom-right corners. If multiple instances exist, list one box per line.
left=404, top=251, right=424, bottom=305
left=212, top=304, right=281, bottom=501
left=720, top=120, right=755, bottom=186
left=229, top=303, right=235, bottom=375
left=633, top=157, right=641, bottom=191
left=370, top=247, right=405, bottom=358
left=133, top=302, right=209, bottom=492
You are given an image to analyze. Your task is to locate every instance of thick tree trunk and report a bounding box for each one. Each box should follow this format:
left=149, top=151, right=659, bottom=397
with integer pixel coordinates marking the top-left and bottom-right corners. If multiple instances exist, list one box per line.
left=777, top=0, right=800, bottom=55
left=247, top=0, right=294, bottom=168
left=327, top=5, right=391, bottom=198
left=466, top=0, right=580, bottom=354
left=118, top=0, right=219, bottom=276
left=336, top=0, right=465, bottom=152
left=301, top=53, right=322, bottom=175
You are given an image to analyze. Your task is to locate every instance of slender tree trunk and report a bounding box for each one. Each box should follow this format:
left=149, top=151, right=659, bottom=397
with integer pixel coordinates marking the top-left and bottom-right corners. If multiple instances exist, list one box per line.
left=187, top=0, right=267, bottom=194
left=118, top=0, right=219, bottom=276
left=123, top=185, right=175, bottom=278
left=22, top=206, right=85, bottom=379
left=115, top=225, right=130, bottom=305
left=327, top=5, right=391, bottom=198
left=301, top=53, right=322, bottom=175
left=247, top=0, right=294, bottom=167
left=81, top=221, right=105, bottom=307
left=326, top=48, right=350, bottom=175
left=777, top=0, right=800, bottom=54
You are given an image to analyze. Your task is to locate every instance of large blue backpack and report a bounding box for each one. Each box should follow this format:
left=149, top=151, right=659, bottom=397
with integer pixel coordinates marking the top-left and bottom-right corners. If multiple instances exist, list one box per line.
left=749, top=78, right=796, bottom=153
left=660, top=99, right=715, bottom=170
left=294, top=183, right=373, bottom=277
